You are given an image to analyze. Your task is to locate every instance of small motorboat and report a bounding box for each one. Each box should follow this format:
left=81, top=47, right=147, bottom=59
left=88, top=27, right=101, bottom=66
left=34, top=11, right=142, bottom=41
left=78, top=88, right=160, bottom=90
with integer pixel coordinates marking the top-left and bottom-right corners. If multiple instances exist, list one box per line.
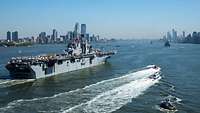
left=146, top=65, right=161, bottom=80
left=149, top=74, right=160, bottom=80
left=146, top=65, right=161, bottom=73
left=159, top=99, right=176, bottom=111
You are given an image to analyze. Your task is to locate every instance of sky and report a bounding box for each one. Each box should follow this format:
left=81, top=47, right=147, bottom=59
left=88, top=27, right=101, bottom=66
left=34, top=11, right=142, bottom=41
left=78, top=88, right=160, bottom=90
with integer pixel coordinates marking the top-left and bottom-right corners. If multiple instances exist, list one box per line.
left=0, top=0, right=200, bottom=39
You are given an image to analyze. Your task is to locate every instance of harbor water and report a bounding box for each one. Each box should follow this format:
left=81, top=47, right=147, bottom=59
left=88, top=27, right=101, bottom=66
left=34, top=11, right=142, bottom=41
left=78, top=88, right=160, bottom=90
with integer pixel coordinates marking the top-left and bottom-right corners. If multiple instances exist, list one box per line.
left=0, top=40, right=199, bottom=113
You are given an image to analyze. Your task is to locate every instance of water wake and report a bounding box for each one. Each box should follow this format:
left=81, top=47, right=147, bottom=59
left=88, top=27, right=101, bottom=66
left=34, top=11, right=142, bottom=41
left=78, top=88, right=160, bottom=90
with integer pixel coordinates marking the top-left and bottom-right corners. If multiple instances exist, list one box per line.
left=0, top=79, right=35, bottom=88
left=0, top=66, right=161, bottom=113
left=63, top=77, right=160, bottom=113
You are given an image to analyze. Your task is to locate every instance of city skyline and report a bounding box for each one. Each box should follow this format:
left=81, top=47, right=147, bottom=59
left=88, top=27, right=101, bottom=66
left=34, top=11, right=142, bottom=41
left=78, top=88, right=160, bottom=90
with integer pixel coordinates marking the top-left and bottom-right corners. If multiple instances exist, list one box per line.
left=1, top=0, right=200, bottom=39
left=1, top=23, right=101, bottom=46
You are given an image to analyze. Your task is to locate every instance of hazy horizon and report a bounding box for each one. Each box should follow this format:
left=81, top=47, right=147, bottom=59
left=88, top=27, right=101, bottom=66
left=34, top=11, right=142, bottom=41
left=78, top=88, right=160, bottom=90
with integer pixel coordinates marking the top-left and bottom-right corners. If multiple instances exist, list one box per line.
left=1, top=0, right=200, bottom=39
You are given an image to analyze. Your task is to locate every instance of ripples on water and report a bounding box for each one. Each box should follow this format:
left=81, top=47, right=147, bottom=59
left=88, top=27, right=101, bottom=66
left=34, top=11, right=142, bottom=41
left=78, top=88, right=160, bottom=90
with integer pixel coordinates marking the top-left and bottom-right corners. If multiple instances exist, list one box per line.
left=0, top=66, right=160, bottom=113
left=0, top=41, right=200, bottom=113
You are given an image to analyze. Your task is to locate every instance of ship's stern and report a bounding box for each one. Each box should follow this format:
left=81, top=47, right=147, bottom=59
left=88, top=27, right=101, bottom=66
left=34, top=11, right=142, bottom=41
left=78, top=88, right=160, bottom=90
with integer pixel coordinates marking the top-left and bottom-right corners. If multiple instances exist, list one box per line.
left=6, top=63, right=36, bottom=79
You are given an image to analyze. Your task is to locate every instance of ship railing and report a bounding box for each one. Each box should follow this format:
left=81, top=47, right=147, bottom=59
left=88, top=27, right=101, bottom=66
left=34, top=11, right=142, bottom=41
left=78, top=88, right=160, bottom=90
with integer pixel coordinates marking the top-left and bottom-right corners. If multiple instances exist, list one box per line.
left=9, top=52, right=105, bottom=65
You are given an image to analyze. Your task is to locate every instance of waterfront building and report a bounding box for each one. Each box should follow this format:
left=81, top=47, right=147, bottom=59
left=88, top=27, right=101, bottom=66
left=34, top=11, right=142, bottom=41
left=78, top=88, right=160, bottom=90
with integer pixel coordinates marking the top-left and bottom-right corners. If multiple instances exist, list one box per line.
left=67, top=31, right=73, bottom=40
left=60, top=35, right=67, bottom=43
left=167, top=32, right=171, bottom=41
left=7, top=31, right=11, bottom=41
left=31, top=36, right=35, bottom=43
left=39, top=32, right=46, bottom=38
left=73, top=22, right=79, bottom=38
left=198, top=32, right=200, bottom=37
left=38, top=32, right=47, bottom=44
left=74, top=22, right=79, bottom=33
left=12, top=31, right=18, bottom=42
left=192, top=31, right=198, bottom=38
left=81, top=24, right=86, bottom=35
left=46, top=35, right=51, bottom=43
left=85, top=33, right=90, bottom=42
left=51, top=29, right=58, bottom=43
left=163, top=35, right=167, bottom=41
left=172, top=29, right=177, bottom=42
left=182, top=31, right=185, bottom=38
left=90, top=34, right=98, bottom=42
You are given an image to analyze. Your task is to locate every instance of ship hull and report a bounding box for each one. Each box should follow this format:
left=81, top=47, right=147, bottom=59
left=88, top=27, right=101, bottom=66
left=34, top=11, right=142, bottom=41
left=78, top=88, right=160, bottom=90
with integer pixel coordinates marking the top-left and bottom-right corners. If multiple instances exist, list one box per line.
left=6, top=56, right=110, bottom=79
left=6, top=63, right=36, bottom=79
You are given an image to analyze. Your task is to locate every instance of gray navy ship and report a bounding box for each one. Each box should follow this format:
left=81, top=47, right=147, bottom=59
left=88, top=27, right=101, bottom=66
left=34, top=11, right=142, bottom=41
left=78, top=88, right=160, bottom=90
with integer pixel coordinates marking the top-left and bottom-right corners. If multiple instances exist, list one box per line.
left=5, top=27, right=115, bottom=79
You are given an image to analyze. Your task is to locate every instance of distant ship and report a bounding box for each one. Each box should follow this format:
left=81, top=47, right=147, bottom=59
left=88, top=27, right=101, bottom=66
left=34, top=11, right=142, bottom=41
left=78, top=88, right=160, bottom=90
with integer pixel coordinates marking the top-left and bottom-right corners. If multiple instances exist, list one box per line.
left=164, top=40, right=170, bottom=47
left=5, top=38, right=115, bottom=79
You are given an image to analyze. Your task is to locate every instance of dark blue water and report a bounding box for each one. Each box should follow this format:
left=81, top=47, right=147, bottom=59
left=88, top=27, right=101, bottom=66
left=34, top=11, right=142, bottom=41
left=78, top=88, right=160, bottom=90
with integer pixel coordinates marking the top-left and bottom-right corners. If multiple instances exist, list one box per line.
left=0, top=40, right=199, bottom=113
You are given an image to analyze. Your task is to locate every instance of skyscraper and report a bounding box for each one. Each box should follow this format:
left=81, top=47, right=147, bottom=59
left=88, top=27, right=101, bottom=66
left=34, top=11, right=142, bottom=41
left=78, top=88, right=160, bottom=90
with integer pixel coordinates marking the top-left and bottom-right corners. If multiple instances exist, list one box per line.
left=73, top=22, right=79, bottom=38
left=7, top=31, right=11, bottom=41
left=167, top=32, right=171, bottom=41
left=74, top=22, right=79, bottom=33
left=51, top=29, right=58, bottom=43
left=12, top=31, right=18, bottom=42
left=67, top=31, right=73, bottom=40
left=172, top=29, right=177, bottom=42
left=81, top=24, right=86, bottom=35
left=38, top=32, right=47, bottom=44
left=39, top=32, right=46, bottom=38
left=182, top=31, right=185, bottom=38
left=192, top=31, right=198, bottom=38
